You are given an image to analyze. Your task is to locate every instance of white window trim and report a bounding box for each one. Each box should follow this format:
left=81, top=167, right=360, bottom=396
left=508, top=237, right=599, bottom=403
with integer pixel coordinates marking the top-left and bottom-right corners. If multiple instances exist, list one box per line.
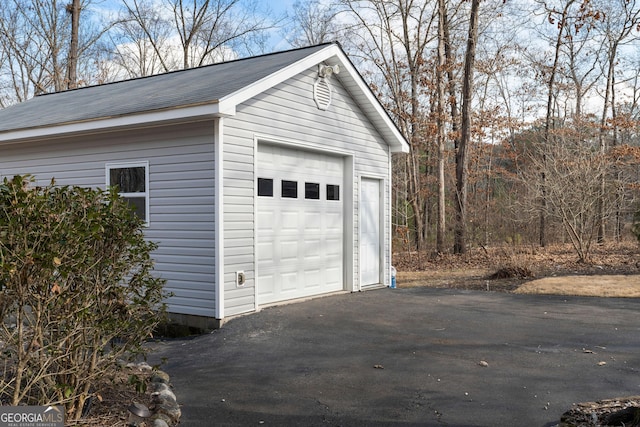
left=105, top=161, right=150, bottom=225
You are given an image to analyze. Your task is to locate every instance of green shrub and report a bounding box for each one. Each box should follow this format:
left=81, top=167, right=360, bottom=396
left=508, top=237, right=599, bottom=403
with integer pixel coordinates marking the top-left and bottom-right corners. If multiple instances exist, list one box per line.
left=0, top=175, right=166, bottom=420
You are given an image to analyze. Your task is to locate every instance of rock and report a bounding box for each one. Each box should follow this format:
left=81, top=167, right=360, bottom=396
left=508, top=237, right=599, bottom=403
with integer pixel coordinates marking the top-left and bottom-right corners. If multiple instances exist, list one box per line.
left=125, top=368, right=182, bottom=427
left=153, top=419, right=170, bottom=427
left=153, top=401, right=182, bottom=423
left=602, top=406, right=640, bottom=425
left=150, top=371, right=171, bottom=384
left=152, top=389, right=177, bottom=405
left=560, top=396, right=640, bottom=426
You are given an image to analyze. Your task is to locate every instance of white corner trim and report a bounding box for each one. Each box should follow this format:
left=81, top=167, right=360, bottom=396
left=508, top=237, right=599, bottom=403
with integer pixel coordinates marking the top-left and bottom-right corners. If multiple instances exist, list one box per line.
left=253, top=135, right=259, bottom=311
left=345, top=155, right=355, bottom=293
left=388, top=154, right=393, bottom=287
left=214, top=118, right=225, bottom=320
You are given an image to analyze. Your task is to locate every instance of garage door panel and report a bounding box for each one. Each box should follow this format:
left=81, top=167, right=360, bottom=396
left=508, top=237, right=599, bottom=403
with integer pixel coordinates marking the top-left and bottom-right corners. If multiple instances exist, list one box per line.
left=304, top=269, right=321, bottom=288
left=257, top=210, right=275, bottom=230
left=280, top=239, right=299, bottom=261
left=257, top=144, right=344, bottom=305
left=304, top=239, right=321, bottom=257
left=325, top=267, right=342, bottom=286
left=304, top=156, right=323, bottom=172
left=280, top=211, right=299, bottom=230
left=257, top=241, right=274, bottom=262
left=281, top=272, right=298, bottom=292
left=258, top=274, right=275, bottom=299
left=326, top=212, right=342, bottom=232
left=304, top=212, right=322, bottom=229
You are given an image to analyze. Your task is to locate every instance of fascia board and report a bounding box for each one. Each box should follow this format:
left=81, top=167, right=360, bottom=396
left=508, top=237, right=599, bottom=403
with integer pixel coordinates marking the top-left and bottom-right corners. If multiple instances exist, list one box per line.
left=0, top=103, right=231, bottom=144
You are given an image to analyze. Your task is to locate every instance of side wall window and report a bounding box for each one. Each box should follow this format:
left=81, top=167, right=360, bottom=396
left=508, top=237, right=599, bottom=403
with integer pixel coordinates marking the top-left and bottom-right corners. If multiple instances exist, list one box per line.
left=106, top=161, right=149, bottom=224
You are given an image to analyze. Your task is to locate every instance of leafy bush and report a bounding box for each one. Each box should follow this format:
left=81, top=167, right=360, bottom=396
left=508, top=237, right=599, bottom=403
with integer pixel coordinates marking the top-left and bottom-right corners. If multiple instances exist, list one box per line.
left=0, top=175, right=166, bottom=420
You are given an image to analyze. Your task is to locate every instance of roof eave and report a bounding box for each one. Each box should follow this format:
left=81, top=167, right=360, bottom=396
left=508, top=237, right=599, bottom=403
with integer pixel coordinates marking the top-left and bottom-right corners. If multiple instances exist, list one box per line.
left=0, top=103, right=231, bottom=144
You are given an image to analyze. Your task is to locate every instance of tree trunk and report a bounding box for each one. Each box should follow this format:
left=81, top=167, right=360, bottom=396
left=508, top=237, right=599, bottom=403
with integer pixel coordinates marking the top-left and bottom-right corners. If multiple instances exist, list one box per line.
left=597, top=47, right=615, bottom=243
left=406, top=152, right=425, bottom=251
left=66, top=0, right=81, bottom=90
left=541, top=0, right=576, bottom=248
left=435, top=0, right=447, bottom=254
left=454, top=0, right=480, bottom=254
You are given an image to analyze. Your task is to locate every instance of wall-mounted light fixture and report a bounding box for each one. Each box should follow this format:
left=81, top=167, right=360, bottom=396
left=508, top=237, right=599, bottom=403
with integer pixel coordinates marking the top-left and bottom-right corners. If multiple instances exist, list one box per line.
left=318, top=64, right=340, bottom=79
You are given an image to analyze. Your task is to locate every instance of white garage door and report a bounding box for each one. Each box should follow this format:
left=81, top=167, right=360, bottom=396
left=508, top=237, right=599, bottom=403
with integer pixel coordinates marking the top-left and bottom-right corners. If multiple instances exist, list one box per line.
left=257, top=144, right=344, bottom=305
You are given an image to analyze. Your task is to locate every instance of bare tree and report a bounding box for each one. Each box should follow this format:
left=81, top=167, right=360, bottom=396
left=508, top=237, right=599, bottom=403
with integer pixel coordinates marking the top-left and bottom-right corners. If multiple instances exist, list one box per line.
left=561, top=13, right=601, bottom=118
left=0, top=0, right=70, bottom=96
left=521, top=130, right=622, bottom=262
left=339, top=0, right=438, bottom=251
left=66, top=0, right=81, bottom=89
left=110, top=0, right=177, bottom=76
left=116, top=0, right=274, bottom=74
left=536, top=0, right=578, bottom=247
left=435, top=0, right=447, bottom=253
left=453, top=0, right=480, bottom=254
left=284, top=0, right=343, bottom=47
left=594, top=0, right=640, bottom=242
left=0, top=0, right=111, bottom=101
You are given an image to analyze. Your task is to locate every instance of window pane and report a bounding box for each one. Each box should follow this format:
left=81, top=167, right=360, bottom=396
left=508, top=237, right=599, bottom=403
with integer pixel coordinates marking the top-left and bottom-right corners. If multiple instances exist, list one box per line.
left=305, top=182, right=320, bottom=199
left=327, top=184, right=340, bottom=201
left=282, top=180, right=298, bottom=198
left=123, top=196, right=146, bottom=220
left=258, top=178, right=273, bottom=197
left=110, top=167, right=145, bottom=192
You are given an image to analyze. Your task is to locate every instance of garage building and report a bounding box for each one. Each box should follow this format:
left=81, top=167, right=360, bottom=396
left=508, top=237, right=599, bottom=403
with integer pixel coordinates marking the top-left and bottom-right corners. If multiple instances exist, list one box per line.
left=0, top=42, right=409, bottom=328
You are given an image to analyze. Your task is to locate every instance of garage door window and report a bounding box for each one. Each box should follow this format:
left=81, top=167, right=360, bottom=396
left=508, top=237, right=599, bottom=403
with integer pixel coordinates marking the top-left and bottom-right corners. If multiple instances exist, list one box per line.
left=327, top=184, right=340, bottom=201
left=282, top=180, right=298, bottom=198
left=258, top=178, right=273, bottom=196
left=305, top=182, right=320, bottom=199
left=106, top=161, right=149, bottom=224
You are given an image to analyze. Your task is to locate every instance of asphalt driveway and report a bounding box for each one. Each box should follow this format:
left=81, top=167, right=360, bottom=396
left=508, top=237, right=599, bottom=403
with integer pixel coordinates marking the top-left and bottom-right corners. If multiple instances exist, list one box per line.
left=148, top=288, right=640, bottom=426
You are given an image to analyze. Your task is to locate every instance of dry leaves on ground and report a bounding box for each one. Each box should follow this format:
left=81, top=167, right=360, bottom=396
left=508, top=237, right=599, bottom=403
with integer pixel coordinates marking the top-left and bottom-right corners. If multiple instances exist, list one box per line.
left=394, top=242, right=640, bottom=297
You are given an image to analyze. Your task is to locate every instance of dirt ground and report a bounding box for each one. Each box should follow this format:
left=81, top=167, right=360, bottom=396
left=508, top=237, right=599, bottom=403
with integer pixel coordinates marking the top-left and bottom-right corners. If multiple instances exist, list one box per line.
left=394, top=242, right=640, bottom=298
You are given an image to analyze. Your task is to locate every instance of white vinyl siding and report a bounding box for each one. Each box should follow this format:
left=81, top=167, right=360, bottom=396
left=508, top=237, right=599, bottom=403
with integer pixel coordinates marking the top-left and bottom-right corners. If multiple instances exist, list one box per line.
left=223, top=68, right=391, bottom=316
left=0, top=121, right=217, bottom=318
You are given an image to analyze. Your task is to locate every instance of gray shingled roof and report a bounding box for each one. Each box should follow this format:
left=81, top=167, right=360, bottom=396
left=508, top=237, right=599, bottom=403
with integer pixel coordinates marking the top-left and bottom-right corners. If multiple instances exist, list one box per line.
left=0, top=43, right=331, bottom=133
